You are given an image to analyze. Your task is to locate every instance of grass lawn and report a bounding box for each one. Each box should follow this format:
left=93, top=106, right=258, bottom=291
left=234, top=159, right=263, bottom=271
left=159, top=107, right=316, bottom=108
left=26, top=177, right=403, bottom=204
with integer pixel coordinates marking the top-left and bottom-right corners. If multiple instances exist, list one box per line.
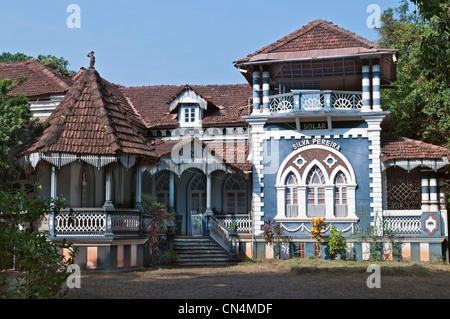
left=65, top=258, right=450, bottom=299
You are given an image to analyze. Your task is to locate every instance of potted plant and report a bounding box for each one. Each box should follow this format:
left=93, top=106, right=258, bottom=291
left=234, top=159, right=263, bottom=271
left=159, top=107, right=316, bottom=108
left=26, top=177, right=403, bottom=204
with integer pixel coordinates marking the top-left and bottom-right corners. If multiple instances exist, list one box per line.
left=229, top=222, right=238, bottom=233
left=328, top=224, right=346, bottom=260
left=141, top=193, right=173, bottom=266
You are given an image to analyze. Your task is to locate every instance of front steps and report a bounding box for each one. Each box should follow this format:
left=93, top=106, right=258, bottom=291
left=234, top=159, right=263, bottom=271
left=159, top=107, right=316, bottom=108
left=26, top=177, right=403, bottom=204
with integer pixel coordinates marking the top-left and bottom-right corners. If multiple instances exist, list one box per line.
left=173, top=236, right=240, bottom=267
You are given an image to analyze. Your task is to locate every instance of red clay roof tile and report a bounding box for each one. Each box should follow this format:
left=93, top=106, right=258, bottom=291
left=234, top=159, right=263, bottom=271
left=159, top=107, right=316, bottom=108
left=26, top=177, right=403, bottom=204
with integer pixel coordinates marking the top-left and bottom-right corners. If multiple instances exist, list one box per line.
left=0, top=58, right=73, bottom=97
left=24, top=68, right=156, bottom=158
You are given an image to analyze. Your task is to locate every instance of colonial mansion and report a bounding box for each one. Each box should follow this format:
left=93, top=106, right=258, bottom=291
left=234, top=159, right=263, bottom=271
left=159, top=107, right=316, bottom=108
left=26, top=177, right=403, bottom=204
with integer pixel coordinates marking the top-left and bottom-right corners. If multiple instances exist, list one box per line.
left=1, top=19, right=448, bottom=270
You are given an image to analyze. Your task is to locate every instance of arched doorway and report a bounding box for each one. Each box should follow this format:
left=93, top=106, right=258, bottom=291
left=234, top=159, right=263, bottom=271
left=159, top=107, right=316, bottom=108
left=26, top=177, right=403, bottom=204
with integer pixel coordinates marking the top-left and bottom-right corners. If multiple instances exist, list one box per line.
left=188, top=173, right=206, bottom=236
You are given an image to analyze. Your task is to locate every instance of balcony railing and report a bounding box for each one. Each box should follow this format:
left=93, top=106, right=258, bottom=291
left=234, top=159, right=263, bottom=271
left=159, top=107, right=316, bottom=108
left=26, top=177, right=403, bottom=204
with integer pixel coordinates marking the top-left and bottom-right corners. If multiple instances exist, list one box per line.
left=382, top=210, right=422, bottom=236
left=268, top=90, right=362, bottom=114
left=51, top=208, right=142, bottom=238
left=215, top=214, right=252, bottom=233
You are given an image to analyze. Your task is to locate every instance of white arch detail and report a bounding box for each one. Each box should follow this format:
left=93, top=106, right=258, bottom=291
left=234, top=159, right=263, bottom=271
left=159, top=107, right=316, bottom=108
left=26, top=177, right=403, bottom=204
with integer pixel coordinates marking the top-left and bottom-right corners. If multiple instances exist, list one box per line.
left=274, top=145, right=358, bottom=222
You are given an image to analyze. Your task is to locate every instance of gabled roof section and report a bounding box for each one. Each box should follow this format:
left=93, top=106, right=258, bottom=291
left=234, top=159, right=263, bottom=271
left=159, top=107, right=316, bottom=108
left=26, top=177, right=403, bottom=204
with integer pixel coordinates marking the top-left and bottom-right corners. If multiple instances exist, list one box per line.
left=234, top=19, right=397, bottom=65
left=24, top=68, right=155, bottom=158
left=167, top=85, right=209, bottom=112
left=0, top=58, right=73, bottom=97
left=120, top=84, right=252, bottom=129
left=153, top=137, right=252, bottom=174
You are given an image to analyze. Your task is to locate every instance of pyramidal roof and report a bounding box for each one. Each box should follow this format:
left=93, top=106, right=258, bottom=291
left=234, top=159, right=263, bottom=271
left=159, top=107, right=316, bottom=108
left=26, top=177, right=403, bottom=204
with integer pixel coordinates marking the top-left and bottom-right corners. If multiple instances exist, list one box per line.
left=25, top=67, right=156, bottom=158
left=234, top=19, right=396, bottom=65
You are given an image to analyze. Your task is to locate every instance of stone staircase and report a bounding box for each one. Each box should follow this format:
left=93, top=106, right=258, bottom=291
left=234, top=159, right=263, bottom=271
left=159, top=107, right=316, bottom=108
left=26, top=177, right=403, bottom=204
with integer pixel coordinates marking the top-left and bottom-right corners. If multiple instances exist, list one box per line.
left=173, top=236, right=240, bottom=267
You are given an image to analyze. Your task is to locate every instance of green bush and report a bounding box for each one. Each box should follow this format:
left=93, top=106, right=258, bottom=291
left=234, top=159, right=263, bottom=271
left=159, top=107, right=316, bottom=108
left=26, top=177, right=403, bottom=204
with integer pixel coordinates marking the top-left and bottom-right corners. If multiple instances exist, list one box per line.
left=0, top=188, right=76, bottom=298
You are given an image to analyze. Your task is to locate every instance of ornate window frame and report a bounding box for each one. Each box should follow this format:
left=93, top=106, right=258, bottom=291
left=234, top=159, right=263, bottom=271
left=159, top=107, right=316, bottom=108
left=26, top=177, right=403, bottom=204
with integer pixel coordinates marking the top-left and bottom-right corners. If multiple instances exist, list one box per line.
left=275, top=145, right=358, bottom=222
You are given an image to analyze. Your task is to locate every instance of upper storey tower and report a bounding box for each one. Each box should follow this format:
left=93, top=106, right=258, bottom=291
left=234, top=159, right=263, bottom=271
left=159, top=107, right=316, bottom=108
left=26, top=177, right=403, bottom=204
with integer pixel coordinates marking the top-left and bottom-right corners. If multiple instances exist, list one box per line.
left=234, top=19, right=398, bottom=119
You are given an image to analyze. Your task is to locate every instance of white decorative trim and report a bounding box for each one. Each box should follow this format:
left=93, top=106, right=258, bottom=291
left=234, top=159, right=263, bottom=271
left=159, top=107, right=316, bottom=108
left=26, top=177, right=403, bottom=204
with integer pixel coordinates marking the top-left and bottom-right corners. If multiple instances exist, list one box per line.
left=279, top=222, right=354, bottom=233
left=261, top=127, right=368, bottom=141
left=323, top=154, right=337, bottom=168
left=294, top=154, right=307, bottom=169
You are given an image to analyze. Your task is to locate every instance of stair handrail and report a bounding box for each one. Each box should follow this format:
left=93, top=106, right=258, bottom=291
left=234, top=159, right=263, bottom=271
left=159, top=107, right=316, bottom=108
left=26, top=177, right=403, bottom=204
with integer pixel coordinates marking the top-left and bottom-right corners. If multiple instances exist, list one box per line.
left=208, top=214, right=230, bottom=252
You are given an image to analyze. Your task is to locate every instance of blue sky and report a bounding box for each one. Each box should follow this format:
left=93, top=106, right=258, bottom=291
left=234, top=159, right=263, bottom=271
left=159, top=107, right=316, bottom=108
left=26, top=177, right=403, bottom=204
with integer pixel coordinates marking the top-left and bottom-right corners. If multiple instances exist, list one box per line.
left=0, top=0, right=409, bottom=87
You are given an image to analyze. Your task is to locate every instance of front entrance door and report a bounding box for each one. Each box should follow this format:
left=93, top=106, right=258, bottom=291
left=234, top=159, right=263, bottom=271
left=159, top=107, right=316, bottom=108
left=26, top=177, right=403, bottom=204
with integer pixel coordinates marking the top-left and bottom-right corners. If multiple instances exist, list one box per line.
left=189, top=174, right=206, bottom=236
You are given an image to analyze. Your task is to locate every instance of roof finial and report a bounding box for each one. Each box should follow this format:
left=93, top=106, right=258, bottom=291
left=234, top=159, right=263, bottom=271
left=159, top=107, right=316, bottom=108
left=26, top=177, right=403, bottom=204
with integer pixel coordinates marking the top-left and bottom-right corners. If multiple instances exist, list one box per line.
left=87, top=51, right=95, bottom=69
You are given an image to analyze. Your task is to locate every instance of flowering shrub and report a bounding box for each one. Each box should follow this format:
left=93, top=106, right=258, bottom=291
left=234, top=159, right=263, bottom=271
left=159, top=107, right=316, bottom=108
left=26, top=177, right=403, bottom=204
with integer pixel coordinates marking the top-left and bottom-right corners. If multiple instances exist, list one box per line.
left=262, top=218, right=284, bottom=259
left=310, top=217, right=327, bottom=243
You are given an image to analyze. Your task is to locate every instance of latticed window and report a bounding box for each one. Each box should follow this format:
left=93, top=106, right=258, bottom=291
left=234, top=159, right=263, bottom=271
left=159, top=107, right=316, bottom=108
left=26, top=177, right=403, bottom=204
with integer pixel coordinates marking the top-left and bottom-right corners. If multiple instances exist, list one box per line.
left=307, top=166, right=325, bottom=217
left=334, top=171, right=348, bottom=217
left=285, top=172, right=298, bottom=217
left=386, top=167, right=421, bottom=210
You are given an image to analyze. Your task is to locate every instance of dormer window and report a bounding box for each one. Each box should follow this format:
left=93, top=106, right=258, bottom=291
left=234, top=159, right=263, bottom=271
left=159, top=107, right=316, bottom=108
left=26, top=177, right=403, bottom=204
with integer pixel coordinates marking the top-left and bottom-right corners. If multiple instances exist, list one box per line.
left=168, top=86, right=208, bottom=128
left=180, top=104, right=201, bottom=127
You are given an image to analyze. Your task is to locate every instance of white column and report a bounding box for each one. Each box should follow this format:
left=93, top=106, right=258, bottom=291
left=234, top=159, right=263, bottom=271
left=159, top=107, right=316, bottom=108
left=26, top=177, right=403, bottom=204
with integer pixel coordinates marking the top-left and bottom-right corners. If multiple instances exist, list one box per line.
left=206, top=173, right=212, bottom=213
left=252, top=69, right=261, bottom=114
left=103, top=164, right=114, bottom=211
left=347, top=185, right=357, bottom=219
left=134, top=161, right=142, bottom=211
left=325, top=185, right=334, bottom=219
left=275, top=185, right=285, bottom=219
left=169, top=171, right=175, bottom=213
left=262, top=69, right=270, bottom=114
left=361, top=59, right=371, bottom=112
left=421, top=176, right=430, bottom=212
left=372, top=58, right=381, bottom=111
left=429, top=177, right=439, bottom=211
left=298, top=186, right=307, bottom=219
left=50, top=165, right=58, bottom=203
left=439, top=178, right=447, bottom=211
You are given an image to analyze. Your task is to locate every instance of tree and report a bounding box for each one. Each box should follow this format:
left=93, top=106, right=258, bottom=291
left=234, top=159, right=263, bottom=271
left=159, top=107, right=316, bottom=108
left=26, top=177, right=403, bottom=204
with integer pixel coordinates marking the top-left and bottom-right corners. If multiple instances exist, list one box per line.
left=0, top=52, right=32, bottom=62
left=377, top=1, right=450, bottom=147
left=37, top=54, right=76, bottom=78
left=0, top=78, right=46, bottom=186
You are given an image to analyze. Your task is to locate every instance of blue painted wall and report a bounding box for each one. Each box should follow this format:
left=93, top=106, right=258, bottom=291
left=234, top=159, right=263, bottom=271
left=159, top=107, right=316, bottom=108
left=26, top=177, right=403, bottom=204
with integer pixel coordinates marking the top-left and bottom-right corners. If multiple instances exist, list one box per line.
left=259, top=132, right=372, bottom=238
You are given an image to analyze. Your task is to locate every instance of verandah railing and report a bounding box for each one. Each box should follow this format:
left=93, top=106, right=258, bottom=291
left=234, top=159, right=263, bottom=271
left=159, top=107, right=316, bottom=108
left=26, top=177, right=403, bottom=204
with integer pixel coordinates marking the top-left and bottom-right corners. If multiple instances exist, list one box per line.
left=215, top=214, right=252, bottom=233
left=208, top=215, right=238, bottom=259
left=52, top=208, right=141, bottom=237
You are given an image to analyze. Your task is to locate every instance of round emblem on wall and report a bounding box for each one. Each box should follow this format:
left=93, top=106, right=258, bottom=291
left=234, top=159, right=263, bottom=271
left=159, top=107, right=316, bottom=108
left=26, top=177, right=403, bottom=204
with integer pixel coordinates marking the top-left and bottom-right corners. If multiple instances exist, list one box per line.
left=294, top=154, right=307, bottom=170
left=323, top=154, right=337, bottom=168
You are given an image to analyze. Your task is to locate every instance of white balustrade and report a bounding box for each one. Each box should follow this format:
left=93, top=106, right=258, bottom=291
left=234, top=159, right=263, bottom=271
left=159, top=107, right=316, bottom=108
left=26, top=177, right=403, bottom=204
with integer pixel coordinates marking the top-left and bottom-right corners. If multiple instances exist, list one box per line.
left=53, top=209, right=141, bottom=237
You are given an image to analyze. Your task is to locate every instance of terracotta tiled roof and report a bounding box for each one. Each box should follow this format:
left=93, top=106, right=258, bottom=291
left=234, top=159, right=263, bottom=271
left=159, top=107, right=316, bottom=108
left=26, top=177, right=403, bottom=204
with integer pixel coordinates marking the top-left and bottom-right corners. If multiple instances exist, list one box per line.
left=234, top=19, right=396, bottom=65
left=380, top=133, right=450, bottom=162
left=120, top=84, right=252, bottom=129
left=0, top=58, right=73, bottom=97
left=24, top=68, right=156, bottom=158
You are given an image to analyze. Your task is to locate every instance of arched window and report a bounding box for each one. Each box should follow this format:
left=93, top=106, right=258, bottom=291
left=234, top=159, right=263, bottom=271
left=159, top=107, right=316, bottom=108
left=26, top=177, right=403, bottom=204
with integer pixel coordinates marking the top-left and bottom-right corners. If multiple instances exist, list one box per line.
left=285, top=172, right=298, bottom=217
left=155, top=173, right=170, bottom=209
left=306, top=165, right=325, bottom=217
left=224, top=174, right=247, bottom=214
left=334, top=171, right=348, bottom=217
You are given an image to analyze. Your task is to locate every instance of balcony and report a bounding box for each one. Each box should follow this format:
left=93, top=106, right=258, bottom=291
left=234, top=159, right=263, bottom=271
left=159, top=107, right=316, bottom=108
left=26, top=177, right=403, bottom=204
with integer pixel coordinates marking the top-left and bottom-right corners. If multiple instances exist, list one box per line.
left=268, top=90, right=362, bottom=114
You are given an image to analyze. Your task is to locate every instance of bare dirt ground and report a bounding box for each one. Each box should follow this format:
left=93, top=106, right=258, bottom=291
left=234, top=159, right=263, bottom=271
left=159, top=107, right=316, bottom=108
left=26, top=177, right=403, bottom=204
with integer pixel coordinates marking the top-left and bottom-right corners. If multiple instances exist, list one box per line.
left=66, top=258, right=450, bottom=299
